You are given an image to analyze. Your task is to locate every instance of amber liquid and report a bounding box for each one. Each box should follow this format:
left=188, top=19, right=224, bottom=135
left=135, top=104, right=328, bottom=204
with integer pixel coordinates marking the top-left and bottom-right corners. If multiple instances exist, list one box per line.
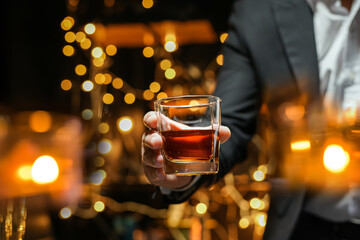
left=161, top=129, right=219, bottom=162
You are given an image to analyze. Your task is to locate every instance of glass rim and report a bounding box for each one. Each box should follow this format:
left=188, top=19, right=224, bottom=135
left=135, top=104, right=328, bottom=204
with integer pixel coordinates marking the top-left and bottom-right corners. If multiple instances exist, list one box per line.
left=155, top=95, right=221, bottom=108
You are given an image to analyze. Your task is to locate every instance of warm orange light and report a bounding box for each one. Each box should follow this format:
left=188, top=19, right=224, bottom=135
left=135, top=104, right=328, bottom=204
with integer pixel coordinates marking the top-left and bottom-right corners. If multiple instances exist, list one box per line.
left=63, top=45, right=75, bottom=57
left=95, top=73, right=106, bottom=84
left=143, top=89, right=154, bottom=100
left=64, top=31, right=76, bottom=43
left=75, top=31, right=86, bottom=43
left=285, top=104, right=305, bottom=121
left=124, top=93, right=136, bottom=104
left=220, top=32, right=228, bottom=43
left=250, top=198, right=261, bottom=209
left=323, top=144, right=350, bottom=173
left=31, top=155, right=59, bottom=184
left=98, top=122, right=109, bottom=134
left=75, top=64, right=87, bottom=76
left=17, top=165, right=33, bottom=181
left=82, top=109, right=93, bottom=120
left=291, top=140, right=311, bottom=152
left=61, top=79, right=72, bottom=91
left=157, top=92, right=168, bottom=100
left=142, top=0, right=154, bottom=9
left=149, top=82, right=161, bottom=93
left=61, top=17, right=74, bottom=31
left=160, top=59, right=171, bottom=70
left=216, top=54, right=224, bottom=66
left=29, top=111, right=52, bottom=133
left=103, top=93, right=114, bottom=104
left=80, top=38, right=92, bottom=49
left=164, top=68, right=176, bottom=80
left=239, top=217, right=250, bottom=229
left=112, top=78, right=124, bottom=89
left=143, top=46, right=154, bottom=58
left=255, top=213, right=267, bottom=227
left=103, top=73, right=112, bottom=85
left=106, top=44, right=117, bottom=56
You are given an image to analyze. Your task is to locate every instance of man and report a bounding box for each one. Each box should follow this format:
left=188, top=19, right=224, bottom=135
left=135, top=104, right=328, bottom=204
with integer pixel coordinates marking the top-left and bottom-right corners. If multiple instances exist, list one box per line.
left=142, top=0, right=360, bottom=239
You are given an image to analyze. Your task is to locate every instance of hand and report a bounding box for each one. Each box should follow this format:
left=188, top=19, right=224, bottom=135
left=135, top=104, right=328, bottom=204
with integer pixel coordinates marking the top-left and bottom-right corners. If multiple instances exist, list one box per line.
left=141, top=111, right=231, bottom=189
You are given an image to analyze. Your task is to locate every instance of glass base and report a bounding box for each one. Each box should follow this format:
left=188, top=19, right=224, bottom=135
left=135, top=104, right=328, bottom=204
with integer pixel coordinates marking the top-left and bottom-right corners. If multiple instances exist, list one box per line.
left=164, top=159, right=219, bottom=176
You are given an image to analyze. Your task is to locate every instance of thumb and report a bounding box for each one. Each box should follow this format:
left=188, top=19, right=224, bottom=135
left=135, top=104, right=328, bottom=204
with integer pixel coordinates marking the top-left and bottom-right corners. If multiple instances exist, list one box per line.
left=219, top=126, right=231, bottom=144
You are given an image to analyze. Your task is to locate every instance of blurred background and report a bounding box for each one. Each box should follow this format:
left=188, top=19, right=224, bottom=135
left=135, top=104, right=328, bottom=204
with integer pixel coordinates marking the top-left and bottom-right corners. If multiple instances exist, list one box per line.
left=1, top=0, right=271, bottom=239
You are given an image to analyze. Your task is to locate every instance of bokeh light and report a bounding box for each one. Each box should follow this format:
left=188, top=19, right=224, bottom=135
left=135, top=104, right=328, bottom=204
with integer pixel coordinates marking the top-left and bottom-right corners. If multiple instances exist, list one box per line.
left=323, top=144, right=349, bottom=173
left=31, top=155, right=59, bottom=184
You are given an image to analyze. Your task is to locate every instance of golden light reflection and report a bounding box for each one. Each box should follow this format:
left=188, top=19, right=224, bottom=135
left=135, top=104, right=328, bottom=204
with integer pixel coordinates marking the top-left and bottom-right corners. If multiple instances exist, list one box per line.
left=112, top=78, right=124, bottom=89
left=160, top=59, right=171, bottom=70
left=106, top=44, right=117, bottom=56
left=216, top=54, right=224, bottom=66
left=104, top=73, right=112, bottom=85
left=29, top=111, right=52, bottom=133
left=84, top=23, right=96, bottom=34
left=157, top=92, right=168, bottom=100
left=59, top=207, right=72, bottom=219
left=285, top=104, right=305, bottom=121
left=63, top=45, right=75, bottom=57
left=75, top=64, right=87, bottom=76
left=61, top=17, right=74, bottom=31
left=93, top=57, right=104, bottom=67
left=98, top=122, right=109, bottom=134
left=75, top=31, right=86, bottom=43
left=143, top=89, right=154, bottom=100
left=220, top=32, right=228, bottom=43
left=94, top=201, right=105, bottom=212
left=149, top=82, right=161, bottom=93
left=81, top=80, right=94, bottom=92
left=142, top=0, right=154, bottom=9
left=95, top=73, right=106, bottom=84
left=195, top=203, right=207, bottom=215
left=117, top=117, right=134, bottom=133
left=124, top=93, right=136, bottom=104
left=323, top=144, right=349, bottom=173
left=31, top=155, right=59, bottom=184
left=17, top=165, right=32, bottom=181
left=61, top=79, right=72, bottom=91
left=165, top=68, right=176, bottom=80
left=103, top=93, right=114, bottom=104
left=64, top=31, right=76, bottom=43
left=143, top=46, right=154, bottom=58
left=80, top=38, right=92, bottom=49
left=239, top=218, right=250, bottom=229
left=291, top=140, right=311, bottom=152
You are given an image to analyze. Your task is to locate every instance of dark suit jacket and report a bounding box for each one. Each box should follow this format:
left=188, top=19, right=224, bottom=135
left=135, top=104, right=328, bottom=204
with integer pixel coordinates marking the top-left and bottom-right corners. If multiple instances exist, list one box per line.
left=163, top=0, right=321, bottom=239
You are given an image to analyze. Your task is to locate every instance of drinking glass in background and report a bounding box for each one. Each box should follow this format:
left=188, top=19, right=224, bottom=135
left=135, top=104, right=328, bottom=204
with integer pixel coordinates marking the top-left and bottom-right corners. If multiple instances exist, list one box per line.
left=155, top=95, right=221, bottom=175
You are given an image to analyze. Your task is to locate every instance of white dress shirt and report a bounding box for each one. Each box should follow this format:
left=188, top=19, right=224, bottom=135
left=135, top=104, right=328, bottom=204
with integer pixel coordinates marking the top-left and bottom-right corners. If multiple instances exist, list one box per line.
left=305, top=0, right=360, bottom=222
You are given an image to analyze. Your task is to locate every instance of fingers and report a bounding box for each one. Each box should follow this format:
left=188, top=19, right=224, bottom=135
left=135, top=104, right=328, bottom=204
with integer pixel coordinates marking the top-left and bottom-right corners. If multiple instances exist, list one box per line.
left=219, top=125, right=231, bottom=144
left=143, top=111, right=158, bottom=130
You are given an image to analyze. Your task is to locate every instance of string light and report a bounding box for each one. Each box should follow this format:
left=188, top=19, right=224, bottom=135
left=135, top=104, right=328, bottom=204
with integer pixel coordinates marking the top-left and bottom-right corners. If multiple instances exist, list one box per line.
left=143, top=89, right=154, bottom=100
left=112, top=78, right=124, bottom=89
left=142, top=0, right=154, bottom=9
left=75, top=64, right=87, bottom=76
left=164, top=41, right=177, bottom=52
left=164, top=68, right=176, bottom=80
left=106, top=44, right=117, bottom=56
left=59, top=207, right=72, bottom=219
left=29, top=111, right=52, bottom=133
left=117, top=117, right=134, bottom=133
left=98, top=122, right=109, bottom=134
left=84, top=23, right=96, bottom=34
left=63, top=45, right=75, bottom=57
left=239, top=217, right=250, bottom=229
left=149, top=82, right=161, bottom=93
left=31, top=155, right=59, bottom=184
left=94, top=156, right=105, bottom=167
left=81, top=80, right=94, bottom=92
left=143, top=46, right=154, bottom=58
left=103, top=73, right=112, bottom=84
left=98, top=139, right=112, bottom=154
left=80, top=38, right=92, bottom=49
left=94, top=201, right=105, bottom=212
left=75, top=31, right=86, bottom=43
left=195, top=203, right=207, bottom=215
left=157, top=92, right=167, bottom=99
left=61, top=79, right=72, bottom=91
left=160, top=59, right=171, bottom=70
left=124, top=93, right=136, bottom=104
left=64, top=31, right=76, bottom=43
left=82, top=109, right=93, bottom=120
left=95, top=73, right=106, bottom=84
left=92, top=47, right=104, bottom=58
left=253, top=170, right=265, bottom=182
left=103, top=93, right=114, bottom=104
left=61, top=16, right=74, bottom=30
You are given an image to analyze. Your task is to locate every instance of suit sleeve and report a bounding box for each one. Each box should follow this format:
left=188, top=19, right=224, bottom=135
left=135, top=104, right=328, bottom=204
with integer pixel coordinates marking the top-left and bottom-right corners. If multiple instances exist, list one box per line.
left=160, top=0, right=261, bottom=204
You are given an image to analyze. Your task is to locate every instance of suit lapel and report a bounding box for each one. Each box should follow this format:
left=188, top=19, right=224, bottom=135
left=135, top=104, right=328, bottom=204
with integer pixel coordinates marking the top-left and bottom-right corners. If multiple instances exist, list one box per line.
left=271, top=0, right=320, bottom=102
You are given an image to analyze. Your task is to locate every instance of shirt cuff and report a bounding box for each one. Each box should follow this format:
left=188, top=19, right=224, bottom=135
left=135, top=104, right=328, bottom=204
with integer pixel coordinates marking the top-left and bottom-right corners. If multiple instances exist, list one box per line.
left=159, top=175, right=201, bottom=195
